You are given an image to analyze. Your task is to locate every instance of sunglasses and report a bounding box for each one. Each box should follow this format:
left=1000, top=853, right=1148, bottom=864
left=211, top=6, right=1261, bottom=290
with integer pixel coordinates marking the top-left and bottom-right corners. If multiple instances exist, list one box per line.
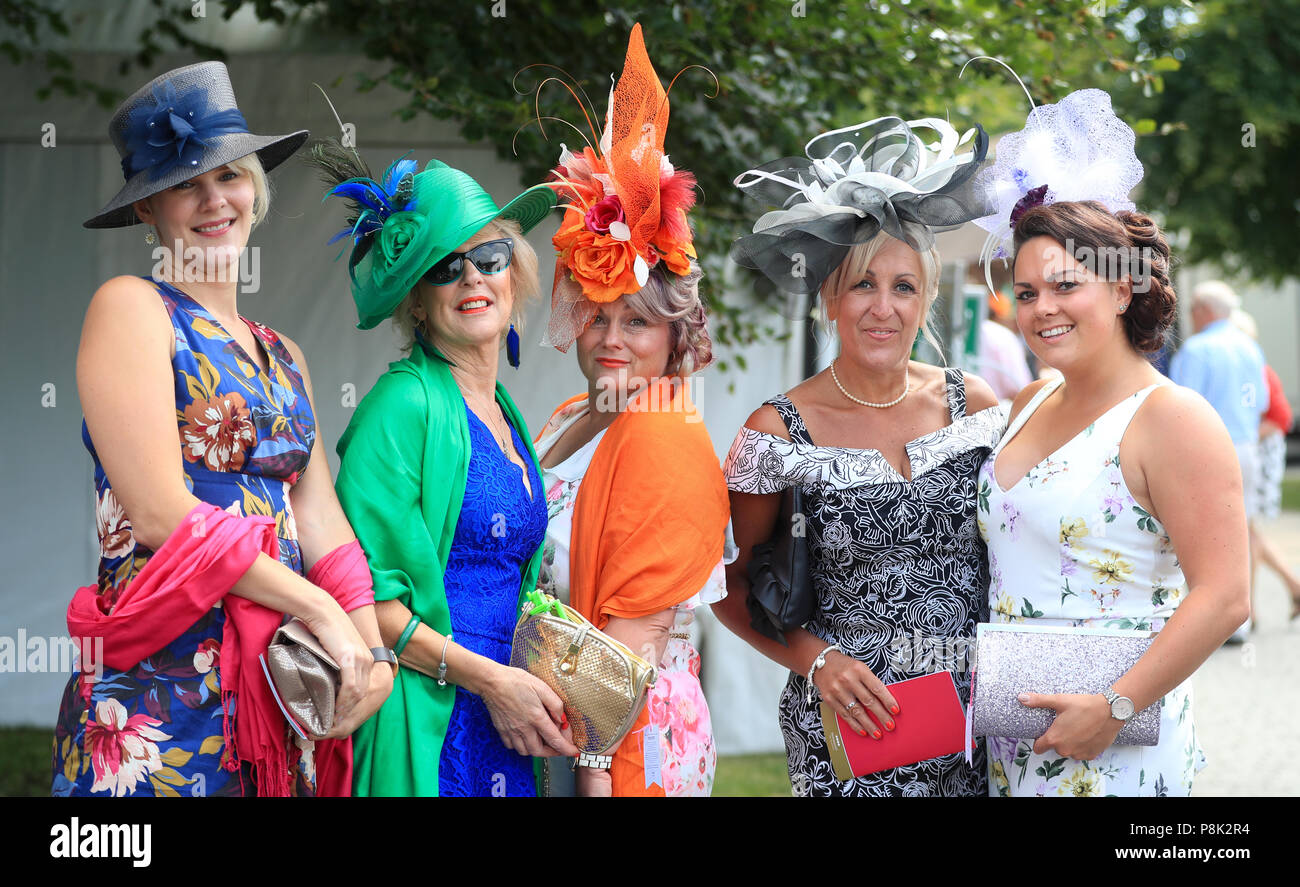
left=423, top=238, right=514, bottom=286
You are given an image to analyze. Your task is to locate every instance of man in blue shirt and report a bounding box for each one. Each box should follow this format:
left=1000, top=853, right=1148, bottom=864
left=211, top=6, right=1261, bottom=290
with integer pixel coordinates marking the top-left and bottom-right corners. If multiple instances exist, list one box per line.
left=1171, top=280, right=1267, bottom=640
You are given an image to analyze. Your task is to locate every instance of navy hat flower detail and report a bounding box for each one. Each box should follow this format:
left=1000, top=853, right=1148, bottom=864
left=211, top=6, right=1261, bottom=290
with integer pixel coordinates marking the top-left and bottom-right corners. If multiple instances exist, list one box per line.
left=85, top=61, right=308, bottom=229
left=120, top=80, right=250, bottom=181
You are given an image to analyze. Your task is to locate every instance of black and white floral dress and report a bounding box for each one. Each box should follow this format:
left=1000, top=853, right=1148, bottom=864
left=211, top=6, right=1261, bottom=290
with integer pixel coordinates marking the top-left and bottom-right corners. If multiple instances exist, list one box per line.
left=723, top=369, right=1004, bottom=797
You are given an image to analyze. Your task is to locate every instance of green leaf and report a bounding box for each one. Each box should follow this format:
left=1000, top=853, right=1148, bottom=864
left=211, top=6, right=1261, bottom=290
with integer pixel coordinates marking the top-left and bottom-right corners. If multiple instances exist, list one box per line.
left=1135, top=118, right=1158, bottom=135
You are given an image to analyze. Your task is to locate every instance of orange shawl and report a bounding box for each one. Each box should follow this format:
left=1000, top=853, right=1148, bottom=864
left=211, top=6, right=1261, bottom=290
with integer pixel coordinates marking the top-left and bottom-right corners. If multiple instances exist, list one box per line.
left=554, top=378, right=728, bottom=796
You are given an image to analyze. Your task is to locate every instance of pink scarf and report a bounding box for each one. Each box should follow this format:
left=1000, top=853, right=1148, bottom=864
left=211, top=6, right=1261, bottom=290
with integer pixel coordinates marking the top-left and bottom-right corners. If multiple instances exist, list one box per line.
left=305, top=539, right=375, bottom=797
left=67, top=503, right=291, bottom=796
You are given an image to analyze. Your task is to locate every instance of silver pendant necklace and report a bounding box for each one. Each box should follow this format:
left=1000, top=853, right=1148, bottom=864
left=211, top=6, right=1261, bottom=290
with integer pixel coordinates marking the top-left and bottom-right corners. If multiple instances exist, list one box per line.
left=831, top=359, right=910, bottom=408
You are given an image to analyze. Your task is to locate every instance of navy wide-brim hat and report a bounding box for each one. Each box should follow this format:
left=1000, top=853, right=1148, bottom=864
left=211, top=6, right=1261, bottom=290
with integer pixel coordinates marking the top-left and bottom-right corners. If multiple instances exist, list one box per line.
left=84, top=61, right=308, bottom=229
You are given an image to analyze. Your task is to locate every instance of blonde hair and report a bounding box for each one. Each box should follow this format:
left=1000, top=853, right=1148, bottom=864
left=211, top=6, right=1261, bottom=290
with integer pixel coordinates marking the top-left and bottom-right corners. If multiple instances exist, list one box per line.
left=819, top=223, right=944, bottom=357
left=393, top=218, right=541, bottom=352
left=228, top=154, right=270, bottom=227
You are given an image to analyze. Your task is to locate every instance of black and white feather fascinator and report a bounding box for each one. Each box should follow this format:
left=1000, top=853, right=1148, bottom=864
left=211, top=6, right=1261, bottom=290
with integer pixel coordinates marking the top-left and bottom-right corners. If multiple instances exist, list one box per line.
left=730, top=116, right=992, bottom=296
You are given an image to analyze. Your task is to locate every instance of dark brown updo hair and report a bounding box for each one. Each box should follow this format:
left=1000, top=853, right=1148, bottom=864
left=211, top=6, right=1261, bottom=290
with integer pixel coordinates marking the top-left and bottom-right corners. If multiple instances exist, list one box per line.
left=1013, top=200, right=1176, bottom=353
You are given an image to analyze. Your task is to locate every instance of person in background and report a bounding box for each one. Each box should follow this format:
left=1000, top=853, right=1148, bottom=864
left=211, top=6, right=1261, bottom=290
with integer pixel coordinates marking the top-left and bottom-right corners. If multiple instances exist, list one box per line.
left=978, top=288, right=1033, bottom=404
left=1229, top=310, right=1300, bottom=624
left=1170, top=280, right=1268, bottom=640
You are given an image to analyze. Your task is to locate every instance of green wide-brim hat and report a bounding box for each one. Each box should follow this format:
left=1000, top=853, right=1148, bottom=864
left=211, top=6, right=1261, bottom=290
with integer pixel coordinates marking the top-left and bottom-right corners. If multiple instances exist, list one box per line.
left=351, top=159, right=556, bottom=330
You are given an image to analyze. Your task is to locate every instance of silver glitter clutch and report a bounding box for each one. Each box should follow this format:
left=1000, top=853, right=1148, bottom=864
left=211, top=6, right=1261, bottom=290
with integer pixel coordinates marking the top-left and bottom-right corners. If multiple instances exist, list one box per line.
left=971, top=623, right=1161, bottom=746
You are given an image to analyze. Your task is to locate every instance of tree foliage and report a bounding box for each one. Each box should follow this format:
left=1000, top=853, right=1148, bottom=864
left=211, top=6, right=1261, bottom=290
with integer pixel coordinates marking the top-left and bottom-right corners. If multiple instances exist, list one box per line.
left=13, top=0, right=1259, bottom=344
left=1133, top=0, right=1300, bottom=284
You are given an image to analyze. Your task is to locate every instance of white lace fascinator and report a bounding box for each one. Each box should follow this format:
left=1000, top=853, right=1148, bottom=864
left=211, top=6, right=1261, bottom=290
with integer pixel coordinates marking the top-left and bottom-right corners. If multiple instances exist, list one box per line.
left=973, top=88, right=1144, bottom=280
left=731, top=116, right=991, bottom=296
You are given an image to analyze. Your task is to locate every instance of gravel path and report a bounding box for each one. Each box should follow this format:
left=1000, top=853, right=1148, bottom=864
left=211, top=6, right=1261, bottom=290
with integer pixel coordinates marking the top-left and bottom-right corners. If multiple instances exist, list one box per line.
left=1190, top=511, right=1300, bottom=796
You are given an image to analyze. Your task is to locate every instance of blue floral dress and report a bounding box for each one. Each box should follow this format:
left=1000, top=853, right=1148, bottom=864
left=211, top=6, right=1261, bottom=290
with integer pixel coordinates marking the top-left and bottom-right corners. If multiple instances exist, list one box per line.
left=52, top=277, right=317, bottom=797
left=437, top=404, right=548, bottom=797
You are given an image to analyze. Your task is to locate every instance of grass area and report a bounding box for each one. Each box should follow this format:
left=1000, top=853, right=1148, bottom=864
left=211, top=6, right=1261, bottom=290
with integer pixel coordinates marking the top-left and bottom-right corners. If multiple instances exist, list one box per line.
left=714, top=753, right=792, bottom=797
left=1282, top=473, right=1300, bottom=512
left=0, top=727, right=52, bottom=797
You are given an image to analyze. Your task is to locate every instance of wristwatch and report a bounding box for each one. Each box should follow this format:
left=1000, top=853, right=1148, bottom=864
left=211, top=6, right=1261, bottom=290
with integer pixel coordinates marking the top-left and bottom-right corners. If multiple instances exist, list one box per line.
left=370, top=646, right=399, bottom=676
left=1101, top=686, right=1135, bottom=722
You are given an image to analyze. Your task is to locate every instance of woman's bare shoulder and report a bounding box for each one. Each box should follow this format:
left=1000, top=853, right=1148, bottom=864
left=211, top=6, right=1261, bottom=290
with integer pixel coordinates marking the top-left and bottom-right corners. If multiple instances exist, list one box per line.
left=1004, top=377, right=1056, bottom=426
left=81, top=276, right=172, bottom=351
left=742, top=402, right=791, bottom=441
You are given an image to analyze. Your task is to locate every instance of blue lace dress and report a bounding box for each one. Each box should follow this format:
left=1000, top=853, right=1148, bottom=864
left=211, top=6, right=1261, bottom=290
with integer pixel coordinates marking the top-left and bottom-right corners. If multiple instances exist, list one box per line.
left=52, top=277, right=316, bottom=797
left=438, top=403, right=548, bottom=797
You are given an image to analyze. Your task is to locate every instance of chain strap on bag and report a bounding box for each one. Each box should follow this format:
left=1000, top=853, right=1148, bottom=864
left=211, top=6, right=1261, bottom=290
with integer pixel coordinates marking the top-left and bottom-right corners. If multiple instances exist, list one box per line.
left=509, top=590, right=657, bottom=755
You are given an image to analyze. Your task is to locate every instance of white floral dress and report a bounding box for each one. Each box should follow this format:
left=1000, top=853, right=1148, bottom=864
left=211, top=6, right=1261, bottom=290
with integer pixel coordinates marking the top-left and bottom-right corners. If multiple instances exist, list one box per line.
left=535, top=400, right=730, bottom=797
left=978, top=378, right=1206, bottom=797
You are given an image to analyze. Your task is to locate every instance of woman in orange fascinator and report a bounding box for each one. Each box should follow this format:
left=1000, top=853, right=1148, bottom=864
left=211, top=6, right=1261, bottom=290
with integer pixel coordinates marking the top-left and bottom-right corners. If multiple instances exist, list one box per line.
left=531, top=24, right=731, bottom=797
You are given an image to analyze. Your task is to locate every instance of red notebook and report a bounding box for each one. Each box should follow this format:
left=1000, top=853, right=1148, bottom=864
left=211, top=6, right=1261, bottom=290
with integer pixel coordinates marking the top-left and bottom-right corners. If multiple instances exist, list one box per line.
left=820, top=671, right=973, bottom=781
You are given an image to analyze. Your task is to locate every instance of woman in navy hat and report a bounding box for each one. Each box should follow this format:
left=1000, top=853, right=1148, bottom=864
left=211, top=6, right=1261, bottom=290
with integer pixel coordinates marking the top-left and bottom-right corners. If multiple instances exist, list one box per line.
left=56, top=62, right=392, bottom=797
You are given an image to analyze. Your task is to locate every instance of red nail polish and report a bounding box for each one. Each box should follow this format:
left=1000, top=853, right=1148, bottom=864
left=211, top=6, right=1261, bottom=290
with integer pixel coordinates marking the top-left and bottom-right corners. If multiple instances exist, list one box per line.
left=857, top=728, right=866, bottom=737
left=886, top=720, right=895, bottom=730
left=872, top=730, right=882, bottom=740
left=890, top=705, right=900, bottom=715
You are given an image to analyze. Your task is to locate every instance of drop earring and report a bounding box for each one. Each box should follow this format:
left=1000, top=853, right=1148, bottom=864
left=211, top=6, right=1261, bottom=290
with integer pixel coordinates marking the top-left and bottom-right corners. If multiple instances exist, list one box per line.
left=506, top=322, right=521, bottom=369
left=145, top=229, right=157, bottom=245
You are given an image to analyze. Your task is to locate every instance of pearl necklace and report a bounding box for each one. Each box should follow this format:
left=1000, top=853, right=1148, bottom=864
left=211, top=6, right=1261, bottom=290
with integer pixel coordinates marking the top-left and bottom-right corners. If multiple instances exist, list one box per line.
left=830, top=359, right=910, bottom=408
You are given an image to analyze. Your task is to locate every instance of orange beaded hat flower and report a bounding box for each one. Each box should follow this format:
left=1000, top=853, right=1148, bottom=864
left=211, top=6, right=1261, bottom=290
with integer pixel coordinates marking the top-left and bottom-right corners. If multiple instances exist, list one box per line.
left=542, top=24, right=700, bottom=351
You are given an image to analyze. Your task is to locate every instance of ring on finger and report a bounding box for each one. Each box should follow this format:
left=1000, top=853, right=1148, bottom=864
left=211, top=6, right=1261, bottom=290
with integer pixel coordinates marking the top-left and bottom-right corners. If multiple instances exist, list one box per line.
left=845, top=701, right=858, bottom=711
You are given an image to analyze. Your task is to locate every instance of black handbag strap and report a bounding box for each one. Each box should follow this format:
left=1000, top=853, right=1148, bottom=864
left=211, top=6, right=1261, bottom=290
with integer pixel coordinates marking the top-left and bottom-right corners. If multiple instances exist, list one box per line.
left=943, top=367, right=966, bottom=421
left=765, top=394, right=815, bottom=446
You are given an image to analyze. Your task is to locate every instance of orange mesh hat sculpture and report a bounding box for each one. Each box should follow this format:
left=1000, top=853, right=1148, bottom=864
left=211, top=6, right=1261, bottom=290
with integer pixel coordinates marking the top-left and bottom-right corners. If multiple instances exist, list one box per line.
left=542, top=23, right=701, bottom=350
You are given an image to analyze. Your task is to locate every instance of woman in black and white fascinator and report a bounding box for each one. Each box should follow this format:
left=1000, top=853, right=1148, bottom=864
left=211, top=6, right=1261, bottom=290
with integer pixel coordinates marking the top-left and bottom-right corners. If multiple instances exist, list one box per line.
left=971, top=81, right=1249, bottom=797
left=716, top=112, right=1005, bottom=797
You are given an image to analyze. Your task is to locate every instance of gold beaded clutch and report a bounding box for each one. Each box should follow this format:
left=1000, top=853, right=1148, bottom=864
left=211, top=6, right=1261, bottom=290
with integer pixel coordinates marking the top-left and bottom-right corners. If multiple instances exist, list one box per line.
left=509, top=592, right=657, bottom=755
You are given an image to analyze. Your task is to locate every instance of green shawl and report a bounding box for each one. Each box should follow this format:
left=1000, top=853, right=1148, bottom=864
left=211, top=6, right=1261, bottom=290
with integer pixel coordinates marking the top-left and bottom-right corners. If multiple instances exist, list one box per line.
left=336, top=341, right=543, bottom=797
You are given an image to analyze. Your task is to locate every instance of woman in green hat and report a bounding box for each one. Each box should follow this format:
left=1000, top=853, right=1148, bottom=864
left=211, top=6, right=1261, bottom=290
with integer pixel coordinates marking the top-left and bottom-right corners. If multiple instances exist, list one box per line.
left=314, top=146, right=578, bottom=796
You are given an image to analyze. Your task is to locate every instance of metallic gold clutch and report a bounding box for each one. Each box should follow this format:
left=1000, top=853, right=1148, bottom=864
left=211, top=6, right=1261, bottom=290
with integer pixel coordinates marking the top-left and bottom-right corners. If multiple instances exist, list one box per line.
left=509, top=592, right=657, bottom=755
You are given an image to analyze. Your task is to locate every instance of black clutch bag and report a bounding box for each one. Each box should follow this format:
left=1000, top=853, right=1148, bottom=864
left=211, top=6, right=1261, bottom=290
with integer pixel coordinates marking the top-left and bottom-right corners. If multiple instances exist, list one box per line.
left=745, top=485, right=814, bottom=645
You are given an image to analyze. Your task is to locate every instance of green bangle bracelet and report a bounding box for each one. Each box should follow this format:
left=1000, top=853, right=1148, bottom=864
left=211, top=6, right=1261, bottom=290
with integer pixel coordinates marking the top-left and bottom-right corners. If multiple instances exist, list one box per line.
left=394, top=614, right=421, bottom=657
